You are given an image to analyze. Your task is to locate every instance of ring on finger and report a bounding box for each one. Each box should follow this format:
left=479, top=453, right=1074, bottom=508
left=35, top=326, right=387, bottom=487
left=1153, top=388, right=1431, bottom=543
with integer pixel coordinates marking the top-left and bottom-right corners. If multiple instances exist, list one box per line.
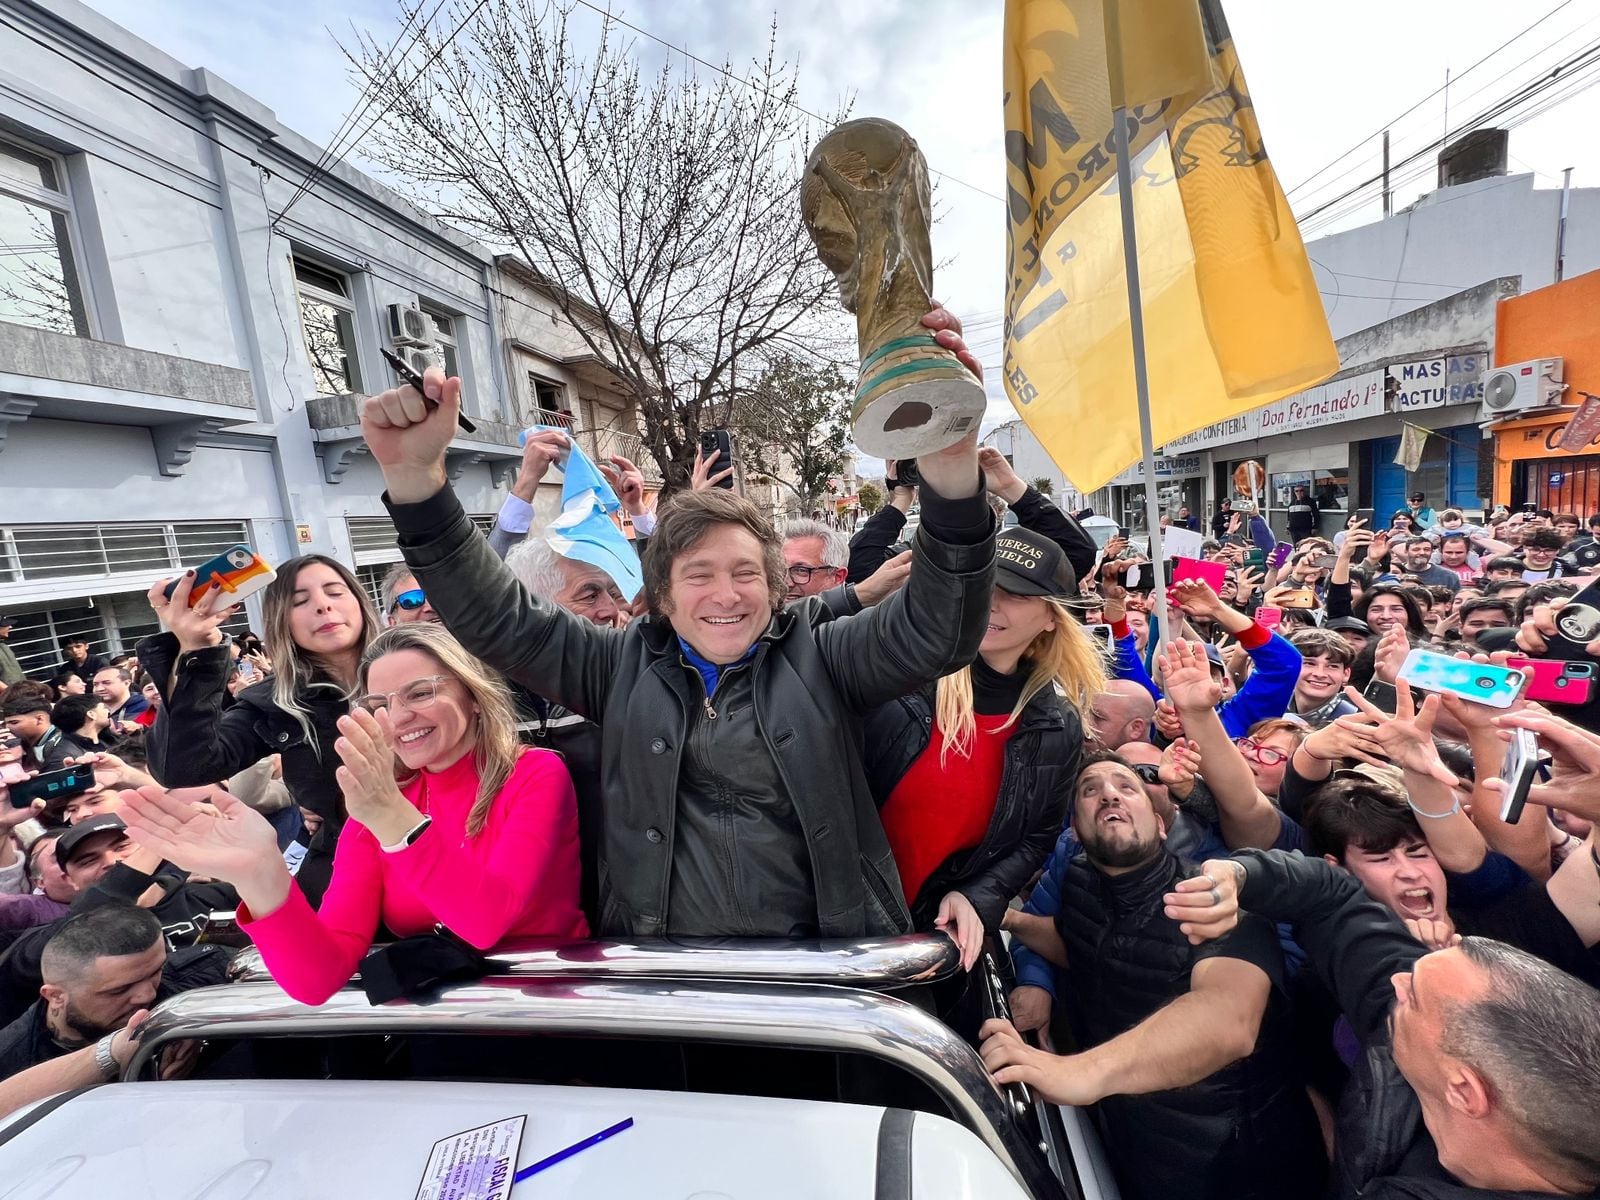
left=1209, top=886, right=1222, bottom=907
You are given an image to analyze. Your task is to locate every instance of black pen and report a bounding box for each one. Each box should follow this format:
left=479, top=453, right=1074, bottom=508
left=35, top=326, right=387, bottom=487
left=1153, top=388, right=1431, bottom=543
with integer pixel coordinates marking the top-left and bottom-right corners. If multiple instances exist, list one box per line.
left=379, top=346, right=477, bottom=434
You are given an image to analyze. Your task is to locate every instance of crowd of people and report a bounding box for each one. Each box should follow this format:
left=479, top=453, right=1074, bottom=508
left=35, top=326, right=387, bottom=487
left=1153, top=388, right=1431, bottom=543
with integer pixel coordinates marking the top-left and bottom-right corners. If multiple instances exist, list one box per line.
left=0, top=309, right=1597, bottom=1197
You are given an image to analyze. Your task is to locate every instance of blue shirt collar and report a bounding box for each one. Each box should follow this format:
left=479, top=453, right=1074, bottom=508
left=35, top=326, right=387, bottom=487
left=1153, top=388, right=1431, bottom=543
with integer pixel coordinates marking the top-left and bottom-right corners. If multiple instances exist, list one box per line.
left=676, top=635, right=759, bottom=698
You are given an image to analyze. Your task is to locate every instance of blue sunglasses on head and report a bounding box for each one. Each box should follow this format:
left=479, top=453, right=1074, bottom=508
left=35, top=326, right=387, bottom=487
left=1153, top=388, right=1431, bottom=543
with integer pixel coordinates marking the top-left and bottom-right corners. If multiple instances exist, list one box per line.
left=391, top=588, right=427, bottom=612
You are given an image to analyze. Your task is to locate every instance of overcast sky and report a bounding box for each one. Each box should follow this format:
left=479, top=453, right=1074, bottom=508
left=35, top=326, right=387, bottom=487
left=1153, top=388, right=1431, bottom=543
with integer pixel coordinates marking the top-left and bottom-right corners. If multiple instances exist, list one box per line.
left=89, top=0, right=1600, bottom=464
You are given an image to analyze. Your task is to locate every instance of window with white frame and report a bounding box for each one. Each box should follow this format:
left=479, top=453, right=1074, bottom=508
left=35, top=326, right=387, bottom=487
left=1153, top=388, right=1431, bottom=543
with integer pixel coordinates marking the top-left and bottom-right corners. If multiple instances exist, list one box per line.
left=421, top=303, right=460, bottom=380
left=0, top=137, right=89, bottom=337
left=527, top=372, right=573, bottom=428
left=293, top=257, right=362, bottom=396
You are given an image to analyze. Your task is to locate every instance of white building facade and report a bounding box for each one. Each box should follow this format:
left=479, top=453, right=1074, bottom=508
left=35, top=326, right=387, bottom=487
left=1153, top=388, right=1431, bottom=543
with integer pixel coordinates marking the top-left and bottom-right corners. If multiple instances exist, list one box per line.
left=0, top=0, right=644, bottom=675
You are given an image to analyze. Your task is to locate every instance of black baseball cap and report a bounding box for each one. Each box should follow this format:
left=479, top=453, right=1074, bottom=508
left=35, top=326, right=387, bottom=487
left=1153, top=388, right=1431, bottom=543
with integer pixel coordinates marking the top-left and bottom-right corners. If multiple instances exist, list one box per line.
left=994, top=528, right=1076, bottom=599
left=1325, top=617, right=1372, bottom=636
left=55, top=813, right=127, bottom=869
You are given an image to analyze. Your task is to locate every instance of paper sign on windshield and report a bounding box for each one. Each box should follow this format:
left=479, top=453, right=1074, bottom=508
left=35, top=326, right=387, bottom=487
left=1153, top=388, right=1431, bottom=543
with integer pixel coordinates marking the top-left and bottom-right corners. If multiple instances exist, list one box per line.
left=415, top=1116, right=526, bottom=1200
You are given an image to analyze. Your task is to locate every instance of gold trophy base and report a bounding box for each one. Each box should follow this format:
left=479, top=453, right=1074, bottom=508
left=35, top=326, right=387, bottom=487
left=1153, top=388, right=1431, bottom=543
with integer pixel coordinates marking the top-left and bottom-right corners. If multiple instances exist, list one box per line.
left=851, top=335, right=987, bottom=458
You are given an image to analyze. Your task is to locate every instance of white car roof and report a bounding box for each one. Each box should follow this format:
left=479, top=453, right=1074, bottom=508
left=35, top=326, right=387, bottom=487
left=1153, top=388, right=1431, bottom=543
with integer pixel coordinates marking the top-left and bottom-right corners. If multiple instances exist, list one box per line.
left=0, top=1079, right=1032, bottom=1199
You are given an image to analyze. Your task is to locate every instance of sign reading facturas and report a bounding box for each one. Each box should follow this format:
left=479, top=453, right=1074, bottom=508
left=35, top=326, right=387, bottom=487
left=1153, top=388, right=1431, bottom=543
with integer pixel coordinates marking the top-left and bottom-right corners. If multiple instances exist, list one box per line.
left=1387, top=354, right=1485, bottom=412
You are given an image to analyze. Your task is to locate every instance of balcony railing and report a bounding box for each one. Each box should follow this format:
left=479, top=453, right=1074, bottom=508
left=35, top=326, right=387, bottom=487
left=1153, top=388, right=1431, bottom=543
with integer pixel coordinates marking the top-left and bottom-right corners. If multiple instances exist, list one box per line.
left=531, top=407, right=577, bottom=431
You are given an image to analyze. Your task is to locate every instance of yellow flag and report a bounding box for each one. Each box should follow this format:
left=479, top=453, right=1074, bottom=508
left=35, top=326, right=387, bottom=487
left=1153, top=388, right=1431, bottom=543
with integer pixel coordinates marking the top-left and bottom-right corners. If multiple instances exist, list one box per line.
left=1002, top=0, right=1338, bottom=493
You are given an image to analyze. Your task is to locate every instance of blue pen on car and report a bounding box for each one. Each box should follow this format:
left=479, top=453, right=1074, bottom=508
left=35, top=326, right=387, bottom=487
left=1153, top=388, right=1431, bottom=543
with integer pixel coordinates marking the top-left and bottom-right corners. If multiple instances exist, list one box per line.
left=512, top=1117, right=634, bottom=1184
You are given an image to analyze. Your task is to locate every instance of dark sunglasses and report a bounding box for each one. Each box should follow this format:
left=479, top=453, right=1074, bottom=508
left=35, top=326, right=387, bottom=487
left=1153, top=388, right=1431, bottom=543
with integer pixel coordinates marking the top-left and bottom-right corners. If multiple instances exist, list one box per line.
left=1130, top=763, right=1163, bottom=784
left=391, top=588, right=427, bottom=612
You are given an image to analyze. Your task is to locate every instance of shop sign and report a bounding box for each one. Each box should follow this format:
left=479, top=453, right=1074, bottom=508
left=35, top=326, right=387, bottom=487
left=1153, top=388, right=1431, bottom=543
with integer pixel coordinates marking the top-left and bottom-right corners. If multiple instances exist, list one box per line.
left=1163, top=416, right=1251, bottom=453
left=1109, top=453, right=1207, bottom=486
left=1386, top=354, right=1485, bottom=412
left=1256, top=370, right=1386, bottom=437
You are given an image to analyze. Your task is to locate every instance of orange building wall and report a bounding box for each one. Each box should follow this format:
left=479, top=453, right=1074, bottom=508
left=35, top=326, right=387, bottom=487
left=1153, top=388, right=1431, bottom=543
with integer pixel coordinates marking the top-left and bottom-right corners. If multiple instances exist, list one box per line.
left=1492, top=269, right=1600, bottom=505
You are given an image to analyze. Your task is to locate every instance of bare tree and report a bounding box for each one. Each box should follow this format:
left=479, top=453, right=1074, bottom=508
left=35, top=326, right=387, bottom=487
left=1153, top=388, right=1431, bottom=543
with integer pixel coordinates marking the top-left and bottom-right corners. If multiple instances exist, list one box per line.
left=349, top=0, right=849, bottom=490
left=732, top=354, right=852, bottom=512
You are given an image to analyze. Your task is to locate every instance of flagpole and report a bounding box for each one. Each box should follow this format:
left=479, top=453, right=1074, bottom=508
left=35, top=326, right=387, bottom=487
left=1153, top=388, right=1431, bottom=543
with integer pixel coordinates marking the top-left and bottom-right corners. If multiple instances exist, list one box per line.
left=1108, top=104, right=1172, bottom=655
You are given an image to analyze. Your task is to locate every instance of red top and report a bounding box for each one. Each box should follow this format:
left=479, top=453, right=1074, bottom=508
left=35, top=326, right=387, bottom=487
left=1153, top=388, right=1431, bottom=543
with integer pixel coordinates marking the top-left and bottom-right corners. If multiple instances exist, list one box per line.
left=879, top=714, right=1017, bottom=908
left=241, top=747, right=588, bottom=1004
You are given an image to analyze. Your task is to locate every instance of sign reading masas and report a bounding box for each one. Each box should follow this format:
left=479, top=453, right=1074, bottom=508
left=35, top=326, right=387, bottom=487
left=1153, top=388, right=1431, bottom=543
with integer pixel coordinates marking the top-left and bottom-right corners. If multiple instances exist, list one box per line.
left=1388, top=354, right=1485, bottom=411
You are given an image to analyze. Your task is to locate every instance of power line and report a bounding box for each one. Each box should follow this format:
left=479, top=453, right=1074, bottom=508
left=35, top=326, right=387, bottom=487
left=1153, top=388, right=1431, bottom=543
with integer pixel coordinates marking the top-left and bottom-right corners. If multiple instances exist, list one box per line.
left=1285, top=0, right=1576, bottom=201
left=274, top=0, right=493, bottom=227
left=1296, top=38, right=1600, bottom=230
left=569, top=0, right=1007, bottom=204
left=273, top=0, right=456, bottom=225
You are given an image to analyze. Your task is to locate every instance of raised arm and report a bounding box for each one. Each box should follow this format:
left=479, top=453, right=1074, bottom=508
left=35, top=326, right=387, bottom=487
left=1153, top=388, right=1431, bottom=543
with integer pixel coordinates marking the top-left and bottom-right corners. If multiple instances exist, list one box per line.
left=979, top=448, right=1098, bottom=584
left=1158, top=638, right=1283, bottom=849
left=360, top=372, right=624, bottom=720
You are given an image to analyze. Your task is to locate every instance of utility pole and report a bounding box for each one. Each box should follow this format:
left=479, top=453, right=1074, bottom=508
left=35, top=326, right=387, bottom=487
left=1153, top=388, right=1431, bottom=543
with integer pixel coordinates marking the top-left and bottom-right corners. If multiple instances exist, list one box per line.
left=1556, top=166, right=1574, bottom=282
left=1382, top=129, right=1392, bottom=217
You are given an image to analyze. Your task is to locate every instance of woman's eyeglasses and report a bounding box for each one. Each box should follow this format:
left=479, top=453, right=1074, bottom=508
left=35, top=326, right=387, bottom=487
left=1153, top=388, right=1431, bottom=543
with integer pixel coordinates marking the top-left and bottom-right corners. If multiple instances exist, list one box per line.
left=1235, top=737, right=1290, bottom=766
left=391, top=589, right=428, bottom=612
left=354, top=674, right=451, bottom=714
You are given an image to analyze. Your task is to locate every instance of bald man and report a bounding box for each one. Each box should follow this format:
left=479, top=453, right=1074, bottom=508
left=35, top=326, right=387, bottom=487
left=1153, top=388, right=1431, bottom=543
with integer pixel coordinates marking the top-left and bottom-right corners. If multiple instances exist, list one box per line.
left=1086, top=681, right=1156, bottom=751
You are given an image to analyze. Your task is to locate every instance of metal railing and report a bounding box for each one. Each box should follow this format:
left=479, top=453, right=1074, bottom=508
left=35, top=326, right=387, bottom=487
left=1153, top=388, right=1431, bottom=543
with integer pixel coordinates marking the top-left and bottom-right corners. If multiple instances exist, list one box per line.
left=224, top=932, right=963, bottom=991
left=126, top=975, right=1065, bottom=1199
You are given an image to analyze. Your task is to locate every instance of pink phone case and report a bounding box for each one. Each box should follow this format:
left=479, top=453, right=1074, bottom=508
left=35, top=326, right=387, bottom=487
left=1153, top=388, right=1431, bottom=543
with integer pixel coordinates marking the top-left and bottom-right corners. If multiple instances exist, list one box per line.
left=1172, top=557, right=1227, bottom=591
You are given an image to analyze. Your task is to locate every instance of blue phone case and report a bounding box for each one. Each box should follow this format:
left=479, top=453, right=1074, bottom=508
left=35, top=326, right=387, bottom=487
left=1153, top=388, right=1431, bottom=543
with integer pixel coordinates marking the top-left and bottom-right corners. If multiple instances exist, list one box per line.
left=1398, top=649, right=1525, bottom=708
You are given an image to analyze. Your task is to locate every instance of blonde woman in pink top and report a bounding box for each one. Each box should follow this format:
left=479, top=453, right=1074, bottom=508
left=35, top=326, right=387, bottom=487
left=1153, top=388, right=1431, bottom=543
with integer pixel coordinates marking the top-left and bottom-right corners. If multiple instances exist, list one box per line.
left=123, top=623, right=587, bottom=1004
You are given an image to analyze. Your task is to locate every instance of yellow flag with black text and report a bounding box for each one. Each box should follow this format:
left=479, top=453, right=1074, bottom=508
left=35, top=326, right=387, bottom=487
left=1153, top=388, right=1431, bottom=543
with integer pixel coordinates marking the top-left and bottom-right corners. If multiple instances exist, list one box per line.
left=1002, top=0, right=1338, bottom=492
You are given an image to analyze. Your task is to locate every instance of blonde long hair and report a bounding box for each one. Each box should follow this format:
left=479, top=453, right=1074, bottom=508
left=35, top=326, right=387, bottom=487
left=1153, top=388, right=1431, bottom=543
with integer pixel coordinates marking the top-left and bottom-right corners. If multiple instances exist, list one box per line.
left=261, top=555, right=381, bottom=753
left=935, top=597, right=1110, bottom=766
left=357, top=624, right=521, bottom=838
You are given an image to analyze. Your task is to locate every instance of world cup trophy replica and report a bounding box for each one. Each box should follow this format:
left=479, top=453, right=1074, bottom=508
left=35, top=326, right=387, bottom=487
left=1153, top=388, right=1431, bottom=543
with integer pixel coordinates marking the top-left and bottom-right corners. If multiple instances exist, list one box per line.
left=802, top=118, right=987, bottom=458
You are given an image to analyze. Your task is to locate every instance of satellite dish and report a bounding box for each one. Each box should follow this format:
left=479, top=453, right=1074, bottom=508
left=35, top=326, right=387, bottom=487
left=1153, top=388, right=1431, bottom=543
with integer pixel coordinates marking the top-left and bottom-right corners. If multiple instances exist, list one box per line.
left=1482, top=369, right=1519, bottom=411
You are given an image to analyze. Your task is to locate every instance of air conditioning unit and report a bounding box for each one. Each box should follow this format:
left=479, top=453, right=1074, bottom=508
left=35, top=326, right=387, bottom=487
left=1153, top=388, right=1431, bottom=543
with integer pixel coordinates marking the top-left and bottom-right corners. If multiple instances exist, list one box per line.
left=403, top=346, right=436, bottom=377
left=1480, top=357, right=1565, bottom=419
left=385, top=301, right=430, bottom=347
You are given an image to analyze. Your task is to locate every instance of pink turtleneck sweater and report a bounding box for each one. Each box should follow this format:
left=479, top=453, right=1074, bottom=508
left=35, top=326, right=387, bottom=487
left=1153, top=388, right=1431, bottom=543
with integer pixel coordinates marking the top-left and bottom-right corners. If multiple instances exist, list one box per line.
left=240, top=747, right=587, bottom=1004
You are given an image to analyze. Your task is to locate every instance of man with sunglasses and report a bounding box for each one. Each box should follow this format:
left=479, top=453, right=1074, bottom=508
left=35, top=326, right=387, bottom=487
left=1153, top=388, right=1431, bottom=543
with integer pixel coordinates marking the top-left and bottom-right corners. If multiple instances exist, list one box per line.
left=380, top=565, right=440, bottom=626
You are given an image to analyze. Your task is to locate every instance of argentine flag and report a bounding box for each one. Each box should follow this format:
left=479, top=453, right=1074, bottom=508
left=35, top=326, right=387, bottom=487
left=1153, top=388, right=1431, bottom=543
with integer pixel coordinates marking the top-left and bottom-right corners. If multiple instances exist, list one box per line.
left=531, top=426, right=646, bottom=601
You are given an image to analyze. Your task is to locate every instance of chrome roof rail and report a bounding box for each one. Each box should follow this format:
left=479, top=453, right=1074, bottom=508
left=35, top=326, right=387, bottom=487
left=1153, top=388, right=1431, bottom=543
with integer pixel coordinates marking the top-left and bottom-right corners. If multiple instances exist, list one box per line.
left=224, top=932, right=964, bottom=991
left=128, top=975, right=1064, bottom=1200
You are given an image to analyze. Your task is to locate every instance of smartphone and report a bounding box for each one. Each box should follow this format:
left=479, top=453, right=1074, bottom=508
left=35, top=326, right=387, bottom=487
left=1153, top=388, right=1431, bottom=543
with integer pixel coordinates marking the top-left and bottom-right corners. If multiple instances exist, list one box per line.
left=1504, top=657, right=1596, bottom=706
left=1362, top=677, right=1399, bottom=715
left=378, top=346, right=477, bottom=433
left=1086, top=622, right=1116, bottom=653
left=892, top=458, right=921, bottom=489
left=1268, top=543, right=1293, bottom=570
left=1255, top=605, right=1283, bottom=632
left=1277, top=588, right=1319, bottom=610
left=164, top=544, right=276, bottom=609
left=1550, top=578, right=1600, bottom=657
left=8, top=763, right=95, bottom=808
left=1396, top=648, right=1528, bottom=709
left=699, top=430, right=735, bottom=489
left=1312, top=554, right=1339, bottom=570
left=1498, top=727, right=1540, bottom=824
left=1520, top=502, right=1538, bottom=515
left=236, top=659, right=258, bottom=683
left=193, top=911, right=253, bottom=949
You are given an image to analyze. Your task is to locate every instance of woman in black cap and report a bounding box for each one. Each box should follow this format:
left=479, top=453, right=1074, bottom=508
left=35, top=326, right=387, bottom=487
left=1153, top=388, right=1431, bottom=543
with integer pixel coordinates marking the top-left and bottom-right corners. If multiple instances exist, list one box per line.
left=862, top=527, right=1107, bottom=975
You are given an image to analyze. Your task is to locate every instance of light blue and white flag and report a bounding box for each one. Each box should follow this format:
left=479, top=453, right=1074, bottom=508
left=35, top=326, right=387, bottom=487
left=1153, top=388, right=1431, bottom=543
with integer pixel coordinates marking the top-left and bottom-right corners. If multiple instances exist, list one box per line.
left=529, top=426, right=645, bottom=600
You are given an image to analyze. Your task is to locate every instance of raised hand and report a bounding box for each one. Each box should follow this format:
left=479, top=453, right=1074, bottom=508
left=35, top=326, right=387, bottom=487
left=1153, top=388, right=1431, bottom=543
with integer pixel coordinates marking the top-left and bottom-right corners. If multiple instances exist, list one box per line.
left=1373, top=624, right=1410, bottom=686
left=1159, top=737, right=1202, bottom=791
left=1171, top=578, right=1225, bottom=620
left=599, top=454, right=648, bottom=516
left=512, top=430, right=571, bottom=501
left=913, top=308, right=982, bottom=499
left=1405, top=915, right=1461, bottom=952
left=1491, top=710, right=1600, bottom=821
left=360, top=365, right=462, bottom=502
left=690, top=445, right=735, bottom=491
left=1158, top=640, right=1223, bottom=715
left=1339, top=680, right=1459, bottom=787
left=1153, top=698, right=1184, bottom=742
left=147, top=573, right=234, bottom=654
left=855, top=549, right=913, bottom=606
left=333, top=708, right=416, bottom=841
left=121, top=786, right=284, bottom=901
left=978, top=446, right=1026, bottom=503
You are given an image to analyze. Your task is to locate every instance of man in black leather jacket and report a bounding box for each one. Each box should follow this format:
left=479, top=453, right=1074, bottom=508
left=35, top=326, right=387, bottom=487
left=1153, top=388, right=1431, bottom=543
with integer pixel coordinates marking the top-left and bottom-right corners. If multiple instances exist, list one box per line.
left=359, top=311, right=996, bottom=940
left=1191, top=850, right=1600, bottom=1199
left=985, top=753, right=1324, bottom=1200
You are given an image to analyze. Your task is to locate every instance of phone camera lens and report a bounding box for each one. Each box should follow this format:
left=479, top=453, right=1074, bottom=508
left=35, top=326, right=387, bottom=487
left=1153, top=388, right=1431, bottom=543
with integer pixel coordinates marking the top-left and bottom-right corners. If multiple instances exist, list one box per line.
left=1476, top=677, right=1496, bottom=690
